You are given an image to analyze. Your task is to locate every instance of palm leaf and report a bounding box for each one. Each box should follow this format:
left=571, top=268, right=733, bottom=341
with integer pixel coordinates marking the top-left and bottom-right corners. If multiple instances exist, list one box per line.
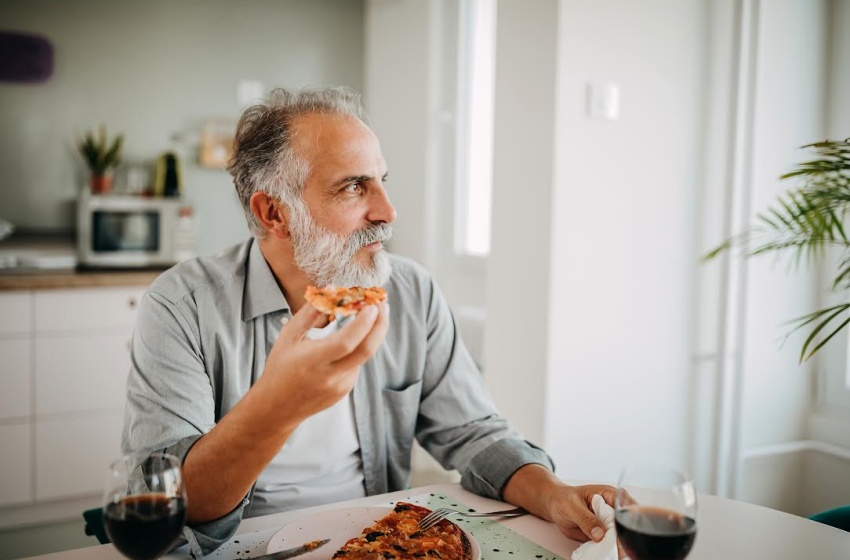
left=833, top=255, right=850, bottom=290
left=705, top=137, right=850, bottom=360
left=801, top=313, right=850, bottom=362
left=791, top=304, right=850, bottom=362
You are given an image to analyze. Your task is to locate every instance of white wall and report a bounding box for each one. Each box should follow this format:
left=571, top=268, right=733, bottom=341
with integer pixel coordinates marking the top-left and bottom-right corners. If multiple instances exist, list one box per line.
left=824, top=0, right=850, bottom=143
left=738, top=0, right=825, bottom=452
left=0, top=0, right=364, bottom=256
left=733, top=0, right=828, bottom=511
left=810, top=0, right=850, bottom=418
left=486, top=0, right=835, bottom=499
left=800, top=0, right=850, bottom=516
left=542, top=0, right=707, bottom=483
left=485, top=0, right=835, bottom=508
left=483, top=0, right=559, bottom=446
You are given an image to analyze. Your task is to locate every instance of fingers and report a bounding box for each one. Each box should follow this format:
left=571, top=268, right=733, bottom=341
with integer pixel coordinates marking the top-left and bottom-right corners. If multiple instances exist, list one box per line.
left=567, top=488, right=609, bottom=543
left=335, top=305, right=389, bottom=369
left=573, top=508, right=607, bottom=543
left=586, top=485, right=621, bottom=508
left=559, top=486, right=614, bottom=542
left=318, top=302, right=387, bottom=363
left=280, top=304, right=328, bottom=343
left=331, top=302, right=390, bottom=370
left=558, top=525, right=590, bottom=543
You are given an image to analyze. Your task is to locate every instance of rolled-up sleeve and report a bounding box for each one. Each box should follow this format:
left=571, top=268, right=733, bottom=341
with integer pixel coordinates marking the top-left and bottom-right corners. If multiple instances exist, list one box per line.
left=122, top=290, right=243, bottom=552
left=413, top=276, right=555, bottom=500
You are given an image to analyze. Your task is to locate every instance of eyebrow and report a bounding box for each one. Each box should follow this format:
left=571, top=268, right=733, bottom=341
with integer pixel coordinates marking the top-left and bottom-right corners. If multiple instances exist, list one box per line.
left=332, top=175, right=372, bottom=188
left=330, top=172, right=389, bottom=189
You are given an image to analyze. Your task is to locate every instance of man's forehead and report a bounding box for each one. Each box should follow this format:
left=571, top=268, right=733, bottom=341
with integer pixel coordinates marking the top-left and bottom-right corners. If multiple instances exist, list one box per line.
left=293, top=113, right=366, bottom=150
left=292, top=112, right=386, bottom=171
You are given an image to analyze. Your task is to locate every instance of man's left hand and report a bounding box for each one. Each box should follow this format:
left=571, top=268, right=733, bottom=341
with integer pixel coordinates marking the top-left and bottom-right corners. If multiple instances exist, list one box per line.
left=502, top=464, right=616, bottom=543
left=545, top=484, right=617, bottom=542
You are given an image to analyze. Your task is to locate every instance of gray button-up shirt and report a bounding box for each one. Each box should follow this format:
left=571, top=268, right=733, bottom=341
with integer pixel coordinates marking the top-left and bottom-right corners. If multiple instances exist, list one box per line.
left=122, top=238, right=552, bottom=553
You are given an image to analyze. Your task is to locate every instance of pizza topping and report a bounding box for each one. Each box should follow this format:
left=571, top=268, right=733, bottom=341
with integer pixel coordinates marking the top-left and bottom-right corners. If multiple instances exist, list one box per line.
left=331, top=502, right=471, bottom=559
left=365, top=531, right=385, bottom=542
left=304, top=285, right=387, bottom=321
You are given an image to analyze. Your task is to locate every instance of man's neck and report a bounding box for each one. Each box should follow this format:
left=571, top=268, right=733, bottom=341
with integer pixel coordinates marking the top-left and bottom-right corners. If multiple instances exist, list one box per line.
left=257, top=236, right=310, bottom=314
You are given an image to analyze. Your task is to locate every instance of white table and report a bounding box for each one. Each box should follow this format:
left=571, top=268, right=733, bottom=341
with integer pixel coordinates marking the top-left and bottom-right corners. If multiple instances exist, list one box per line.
left=27, top=483, right=850, bottom=559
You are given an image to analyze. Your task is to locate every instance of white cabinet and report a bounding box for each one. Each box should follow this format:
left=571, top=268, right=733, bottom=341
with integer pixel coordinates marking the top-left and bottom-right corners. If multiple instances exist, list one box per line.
left=0, top=424, right=32, bottom=506
left=33, top=287, right=142, bottom=416
left=0, top=292, right=32, bottom=334
left=0, top=285, right=147, bottom=511
left=34, top=287, right=141, bottom=333
left=36, top=415, right=123, bottom=500
left=36, top=334, right=131, bottom=414
left=0, top=339, right=31, bottom=420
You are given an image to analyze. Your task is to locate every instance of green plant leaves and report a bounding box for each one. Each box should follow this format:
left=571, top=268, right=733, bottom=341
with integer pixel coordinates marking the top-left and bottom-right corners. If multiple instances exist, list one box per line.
left=788, top=303, right=850, bottom=362
left=705, top=137, right=850, bottom=362
left=77, top=125, right=124, bottom=174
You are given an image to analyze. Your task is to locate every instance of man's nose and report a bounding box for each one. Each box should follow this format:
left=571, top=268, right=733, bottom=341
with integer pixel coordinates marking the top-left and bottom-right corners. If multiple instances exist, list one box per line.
left=368, top=186, right=397, bottom=224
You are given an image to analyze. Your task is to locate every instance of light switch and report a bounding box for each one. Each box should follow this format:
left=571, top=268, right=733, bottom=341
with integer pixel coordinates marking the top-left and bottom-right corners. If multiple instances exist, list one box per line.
left=586, top=83, right=620, bottom=120
left=237, top=79, right=265, bottom=108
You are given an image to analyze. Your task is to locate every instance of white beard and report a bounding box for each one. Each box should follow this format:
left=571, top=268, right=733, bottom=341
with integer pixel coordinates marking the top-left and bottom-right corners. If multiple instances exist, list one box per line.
left=287, top=199, right=393, bottom=287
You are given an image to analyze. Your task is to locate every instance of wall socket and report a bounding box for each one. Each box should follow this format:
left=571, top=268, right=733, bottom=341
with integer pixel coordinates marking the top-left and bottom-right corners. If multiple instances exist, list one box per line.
left=586, top=82, right=620, bottom=120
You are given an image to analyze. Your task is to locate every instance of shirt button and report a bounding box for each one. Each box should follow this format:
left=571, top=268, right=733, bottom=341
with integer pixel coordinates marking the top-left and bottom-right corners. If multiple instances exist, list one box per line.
left=280, top=316, right=290, bottom=325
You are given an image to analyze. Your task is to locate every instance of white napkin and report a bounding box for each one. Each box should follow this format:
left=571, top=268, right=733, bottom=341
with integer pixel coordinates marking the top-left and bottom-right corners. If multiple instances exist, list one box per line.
left=571, top=494, right=626, bottom=560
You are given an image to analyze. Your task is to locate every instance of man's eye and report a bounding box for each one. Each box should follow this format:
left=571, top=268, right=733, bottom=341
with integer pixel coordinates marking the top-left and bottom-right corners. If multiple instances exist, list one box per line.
left=344, top=183, right=363, bottom=193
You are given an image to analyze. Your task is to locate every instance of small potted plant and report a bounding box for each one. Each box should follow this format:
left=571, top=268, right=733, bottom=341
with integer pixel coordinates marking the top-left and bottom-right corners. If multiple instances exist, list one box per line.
left=78, top=126, right=124, bottom=194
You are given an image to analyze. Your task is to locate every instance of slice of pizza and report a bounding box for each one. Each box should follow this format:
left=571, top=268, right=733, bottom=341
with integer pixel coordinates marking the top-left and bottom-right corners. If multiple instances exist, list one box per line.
left=332, top=502, right=471, bottom=559
left=304, top=285, right=387, bottom=321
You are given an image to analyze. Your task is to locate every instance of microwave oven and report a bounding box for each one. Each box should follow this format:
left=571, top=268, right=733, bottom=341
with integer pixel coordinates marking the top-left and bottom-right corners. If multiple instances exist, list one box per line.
left=76, top=193, right=196, bottom=268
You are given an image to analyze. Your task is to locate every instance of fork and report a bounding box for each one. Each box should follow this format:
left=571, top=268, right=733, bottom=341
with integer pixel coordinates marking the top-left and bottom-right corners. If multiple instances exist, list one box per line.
left=418, top=506, right=527, bottom=530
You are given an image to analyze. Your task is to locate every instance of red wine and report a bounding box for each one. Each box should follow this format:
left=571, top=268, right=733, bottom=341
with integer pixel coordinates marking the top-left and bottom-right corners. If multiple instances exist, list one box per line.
left=615, top=506, right=696, bottom=560
left=104, top=494, right=187, bottom=560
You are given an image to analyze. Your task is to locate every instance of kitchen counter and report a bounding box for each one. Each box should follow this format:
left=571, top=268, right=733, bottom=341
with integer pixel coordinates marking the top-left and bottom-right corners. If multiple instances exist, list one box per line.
left=0, top=232, right=167, bottom=290
left=0, top=268, right=165, bottom=291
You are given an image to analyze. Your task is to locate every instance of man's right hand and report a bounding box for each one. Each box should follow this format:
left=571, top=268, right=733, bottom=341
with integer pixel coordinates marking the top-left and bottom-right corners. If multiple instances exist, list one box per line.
left=182, top=301, right=388, bottom=524
left=257, top=301, right=390, bottom=427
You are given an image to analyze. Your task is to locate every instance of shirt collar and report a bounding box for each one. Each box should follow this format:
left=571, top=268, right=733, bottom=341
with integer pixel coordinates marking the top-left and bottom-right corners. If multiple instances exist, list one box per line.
left=242, top=238, right=291, bottom=322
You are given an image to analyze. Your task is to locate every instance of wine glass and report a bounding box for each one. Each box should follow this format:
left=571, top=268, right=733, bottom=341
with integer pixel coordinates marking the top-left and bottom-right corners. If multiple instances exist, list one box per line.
left=102, top=452, right=188, bottom=560
left=614, top=465, right=697, bottom=560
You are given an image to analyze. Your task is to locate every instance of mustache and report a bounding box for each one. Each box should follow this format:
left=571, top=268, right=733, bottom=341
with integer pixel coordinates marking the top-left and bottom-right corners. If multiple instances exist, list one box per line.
left=349, top=223, right=393, bottom=249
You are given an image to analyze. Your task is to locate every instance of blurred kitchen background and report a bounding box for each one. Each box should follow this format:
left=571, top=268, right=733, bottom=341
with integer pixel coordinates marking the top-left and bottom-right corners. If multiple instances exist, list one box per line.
left=1, top=0, right=849, bottom=557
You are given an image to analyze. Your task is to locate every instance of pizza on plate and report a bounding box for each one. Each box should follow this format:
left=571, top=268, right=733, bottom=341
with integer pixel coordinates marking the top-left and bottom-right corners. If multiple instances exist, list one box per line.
left=304, top=285, right=387, bottom=321
left=332, top=502, right=472, bottom=559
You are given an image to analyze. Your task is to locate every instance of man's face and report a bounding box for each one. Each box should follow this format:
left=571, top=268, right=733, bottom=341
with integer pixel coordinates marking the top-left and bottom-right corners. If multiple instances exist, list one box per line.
left=286, top=113, right=396, bottom=287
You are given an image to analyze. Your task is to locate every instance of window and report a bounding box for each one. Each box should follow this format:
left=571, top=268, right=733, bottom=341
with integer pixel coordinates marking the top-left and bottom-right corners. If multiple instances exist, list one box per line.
left=454, top=0, right=497, bottom=257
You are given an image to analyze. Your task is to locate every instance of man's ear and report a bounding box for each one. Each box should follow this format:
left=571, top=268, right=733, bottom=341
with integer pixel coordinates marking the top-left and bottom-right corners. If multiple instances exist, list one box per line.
left=249, top=192, right=290, bottom=239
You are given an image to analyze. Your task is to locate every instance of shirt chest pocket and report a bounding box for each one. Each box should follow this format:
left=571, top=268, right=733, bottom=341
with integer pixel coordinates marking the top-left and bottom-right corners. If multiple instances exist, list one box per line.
left=382, top=379, right=423, bottom=472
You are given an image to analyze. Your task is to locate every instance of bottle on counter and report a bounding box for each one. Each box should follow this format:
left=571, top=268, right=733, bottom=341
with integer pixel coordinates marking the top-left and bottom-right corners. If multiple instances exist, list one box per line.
left=153, top=152, right=183, bottom=198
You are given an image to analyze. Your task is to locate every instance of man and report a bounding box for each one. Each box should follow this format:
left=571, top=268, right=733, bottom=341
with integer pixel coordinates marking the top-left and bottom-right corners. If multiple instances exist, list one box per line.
left=123, top=86, right=615, bottom=553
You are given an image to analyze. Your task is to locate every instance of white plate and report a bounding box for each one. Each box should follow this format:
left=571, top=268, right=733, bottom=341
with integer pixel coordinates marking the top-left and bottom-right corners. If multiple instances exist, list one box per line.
left=266, top=506, right=481, bottom=559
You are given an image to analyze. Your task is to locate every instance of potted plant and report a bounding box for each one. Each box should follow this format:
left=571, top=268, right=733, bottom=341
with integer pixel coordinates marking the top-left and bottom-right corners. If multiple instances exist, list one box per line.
left=77, top=126, right=124, bottom=194
left=706, top=137, right=850, bottom=361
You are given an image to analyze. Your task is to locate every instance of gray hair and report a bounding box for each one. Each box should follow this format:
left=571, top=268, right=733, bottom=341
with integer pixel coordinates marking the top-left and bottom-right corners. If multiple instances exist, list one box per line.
left=227, top=86, right=371, bottom=236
